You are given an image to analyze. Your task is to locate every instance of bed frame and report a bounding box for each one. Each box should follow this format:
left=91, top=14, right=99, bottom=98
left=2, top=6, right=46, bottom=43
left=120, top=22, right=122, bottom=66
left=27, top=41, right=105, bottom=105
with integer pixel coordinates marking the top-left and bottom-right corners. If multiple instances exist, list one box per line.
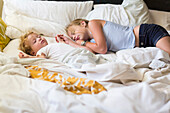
left=47, top=0, right=170, bottom=12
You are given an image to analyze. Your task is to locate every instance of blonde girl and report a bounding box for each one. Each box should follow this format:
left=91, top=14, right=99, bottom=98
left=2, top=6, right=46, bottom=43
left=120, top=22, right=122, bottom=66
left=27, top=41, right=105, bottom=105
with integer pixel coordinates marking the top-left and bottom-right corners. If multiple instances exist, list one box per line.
left=57, top=19, right=170, bottom=55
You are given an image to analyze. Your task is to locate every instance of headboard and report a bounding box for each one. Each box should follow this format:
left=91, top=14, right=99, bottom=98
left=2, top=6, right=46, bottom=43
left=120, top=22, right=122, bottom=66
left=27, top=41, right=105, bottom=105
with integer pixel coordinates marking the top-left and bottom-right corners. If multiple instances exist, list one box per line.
left=144, top=0, right=170, bottom=12
left=48, top=0, right=170, bottom=12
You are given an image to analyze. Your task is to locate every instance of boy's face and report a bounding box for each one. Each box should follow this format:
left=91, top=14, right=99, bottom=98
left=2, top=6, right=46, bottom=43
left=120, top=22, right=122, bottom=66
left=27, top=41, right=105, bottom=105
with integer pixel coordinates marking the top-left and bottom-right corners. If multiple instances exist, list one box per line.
left=26, top=33, right=48, bottom=55
left=67, top=23, right=89, bottom=41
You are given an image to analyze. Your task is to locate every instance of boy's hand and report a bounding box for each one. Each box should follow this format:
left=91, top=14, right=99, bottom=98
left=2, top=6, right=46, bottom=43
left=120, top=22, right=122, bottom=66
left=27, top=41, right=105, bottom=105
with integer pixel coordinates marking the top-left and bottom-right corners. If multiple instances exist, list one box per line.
left=18, top=52, right=31, bottom=58
left=19, top=52, right=46, bottom=58
left=37, top=53, right=47, bottom=58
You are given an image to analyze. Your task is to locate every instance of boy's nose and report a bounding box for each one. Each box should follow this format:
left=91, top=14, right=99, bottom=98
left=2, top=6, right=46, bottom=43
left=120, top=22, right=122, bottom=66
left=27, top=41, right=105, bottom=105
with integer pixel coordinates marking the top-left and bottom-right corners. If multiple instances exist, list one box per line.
left=73, top=35, right=76, bottom=40
left=38, top=37, right=42, bottom=40
left=37, top=37, right=41, bottom=43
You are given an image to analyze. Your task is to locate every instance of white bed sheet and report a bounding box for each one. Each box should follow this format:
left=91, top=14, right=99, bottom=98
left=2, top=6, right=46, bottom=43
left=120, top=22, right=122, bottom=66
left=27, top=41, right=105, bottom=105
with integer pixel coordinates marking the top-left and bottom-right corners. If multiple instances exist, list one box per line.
left=0, top=74, right=169, bottom=113
left=0, top=46, right=170, bottom=113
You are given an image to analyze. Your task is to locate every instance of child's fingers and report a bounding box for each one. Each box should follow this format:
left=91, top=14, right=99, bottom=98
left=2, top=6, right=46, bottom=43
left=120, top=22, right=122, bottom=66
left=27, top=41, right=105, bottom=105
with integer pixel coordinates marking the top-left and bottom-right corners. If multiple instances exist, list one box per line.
left=55, top=34, right=64, bottom=43
left=19, top=52, right=24, bottom=55
left=55, top=36, right=59, bottom=43
left=18, top=52, right=24, bottom=58
left=61, top=36, right=68, bottom=40
left=55, top=35, right=70, bottom=43
left=41, top=53, right=46, bottom=56
left=57, top=34, right=63, bottom=37
left=40, top=53, right=46, bottom=58
left=18, top=54, right=22, bottom=58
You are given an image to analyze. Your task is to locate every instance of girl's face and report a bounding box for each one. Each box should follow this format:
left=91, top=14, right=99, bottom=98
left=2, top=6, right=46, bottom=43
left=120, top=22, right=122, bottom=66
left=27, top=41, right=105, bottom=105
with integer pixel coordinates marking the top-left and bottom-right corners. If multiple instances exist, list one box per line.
left=67, top=24, right=90, bottom=41
left=26, top=33, right=48, bottom=55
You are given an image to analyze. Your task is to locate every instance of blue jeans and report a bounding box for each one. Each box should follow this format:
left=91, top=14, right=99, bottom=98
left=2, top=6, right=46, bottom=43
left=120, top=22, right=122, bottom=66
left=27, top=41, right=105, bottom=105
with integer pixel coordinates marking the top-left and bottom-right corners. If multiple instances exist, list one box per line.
left=139, top=24, right=169, bottom=47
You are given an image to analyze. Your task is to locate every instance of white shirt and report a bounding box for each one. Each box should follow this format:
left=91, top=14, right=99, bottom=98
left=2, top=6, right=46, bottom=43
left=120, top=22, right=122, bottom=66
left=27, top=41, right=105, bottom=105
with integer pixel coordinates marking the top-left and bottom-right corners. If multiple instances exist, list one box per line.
left=36, top=43, right=75, bottom=62
left=36, top=43, right=107, bottom=69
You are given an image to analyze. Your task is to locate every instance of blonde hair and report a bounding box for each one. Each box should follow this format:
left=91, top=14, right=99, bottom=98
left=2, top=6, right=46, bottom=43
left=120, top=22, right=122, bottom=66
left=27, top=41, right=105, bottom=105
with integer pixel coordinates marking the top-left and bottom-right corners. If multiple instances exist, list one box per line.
left=19, top=32, right=34, bottom=55
left=65, top=19, right=89, bottom=34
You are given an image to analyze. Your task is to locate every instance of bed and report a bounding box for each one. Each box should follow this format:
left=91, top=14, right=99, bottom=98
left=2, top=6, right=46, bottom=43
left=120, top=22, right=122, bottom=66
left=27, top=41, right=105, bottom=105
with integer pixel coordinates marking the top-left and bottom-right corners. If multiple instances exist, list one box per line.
left=0, top=0, right=170, bottom=113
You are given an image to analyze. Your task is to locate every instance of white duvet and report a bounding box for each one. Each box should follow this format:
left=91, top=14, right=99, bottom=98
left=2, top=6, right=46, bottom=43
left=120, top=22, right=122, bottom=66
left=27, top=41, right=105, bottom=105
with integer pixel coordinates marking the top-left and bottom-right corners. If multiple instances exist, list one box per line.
left=0, top=47, right=170, bottom=113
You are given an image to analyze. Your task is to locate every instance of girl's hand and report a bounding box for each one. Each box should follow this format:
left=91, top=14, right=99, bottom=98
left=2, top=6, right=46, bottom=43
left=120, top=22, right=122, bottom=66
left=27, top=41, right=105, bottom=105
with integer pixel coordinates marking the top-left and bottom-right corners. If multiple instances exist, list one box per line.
left=75, top=40, right=84, bottom=45
left=56, top=35, right=94, bottom=53
left=56, top=35, right=77, bottom=46
left=55, top=34, right=65, bottom=43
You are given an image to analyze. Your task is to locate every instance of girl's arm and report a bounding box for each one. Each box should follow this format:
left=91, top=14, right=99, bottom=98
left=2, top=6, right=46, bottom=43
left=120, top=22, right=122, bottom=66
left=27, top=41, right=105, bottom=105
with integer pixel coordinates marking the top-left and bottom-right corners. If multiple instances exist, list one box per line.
left=56, top=35, right=94, bottom=53
left=18, top=52, right=46, bottom=58
left=85, top=20, right=107, bottom=54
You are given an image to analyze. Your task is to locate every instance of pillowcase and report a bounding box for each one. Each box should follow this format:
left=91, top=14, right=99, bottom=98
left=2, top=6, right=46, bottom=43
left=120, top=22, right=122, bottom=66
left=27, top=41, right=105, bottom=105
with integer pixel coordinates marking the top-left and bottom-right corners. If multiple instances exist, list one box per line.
left=149, top=10, right=170, bottom=31
left=5, top=26, right=25, bottom=39
left=86, top=0, right=151, bottom=26
left=3, top=39, right=21, bottom=57
left=122, top=0, right=151, bottom=25
left=5, top=14, right=66, bottom=38
left=3, top=0, right=93, bottom=26
left=86, top=4, right=130, bottom=26
left=0, top=18, right=10, bottom=52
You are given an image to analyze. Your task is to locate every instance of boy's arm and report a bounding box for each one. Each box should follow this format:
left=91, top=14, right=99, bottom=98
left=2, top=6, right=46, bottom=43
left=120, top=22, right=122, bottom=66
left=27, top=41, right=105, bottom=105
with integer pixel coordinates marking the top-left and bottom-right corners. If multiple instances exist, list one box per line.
left=18, top=52, right=46, bottom=58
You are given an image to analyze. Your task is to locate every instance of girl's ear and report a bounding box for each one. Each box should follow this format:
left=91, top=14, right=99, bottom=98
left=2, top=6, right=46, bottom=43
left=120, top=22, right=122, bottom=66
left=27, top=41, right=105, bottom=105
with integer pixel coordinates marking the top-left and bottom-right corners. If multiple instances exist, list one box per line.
left=80, top=21, right=87, bottom=27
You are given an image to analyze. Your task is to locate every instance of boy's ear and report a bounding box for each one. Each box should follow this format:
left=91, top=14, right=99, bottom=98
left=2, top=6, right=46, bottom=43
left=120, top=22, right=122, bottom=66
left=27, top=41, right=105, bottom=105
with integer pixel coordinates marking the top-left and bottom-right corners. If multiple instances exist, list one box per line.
left=80, top=21, right=87, bottom=27
left=30, top=51, right=36, bottom=56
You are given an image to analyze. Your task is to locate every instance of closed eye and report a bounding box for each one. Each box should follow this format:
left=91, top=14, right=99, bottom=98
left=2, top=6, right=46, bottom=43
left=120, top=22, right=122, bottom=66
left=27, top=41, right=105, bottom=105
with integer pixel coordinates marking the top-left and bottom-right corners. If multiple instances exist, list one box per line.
left=71, top=31, right=75, bottom=35
left=37, top=35, right=41, bottom=38
left=33, top=39, right=36, bottom=44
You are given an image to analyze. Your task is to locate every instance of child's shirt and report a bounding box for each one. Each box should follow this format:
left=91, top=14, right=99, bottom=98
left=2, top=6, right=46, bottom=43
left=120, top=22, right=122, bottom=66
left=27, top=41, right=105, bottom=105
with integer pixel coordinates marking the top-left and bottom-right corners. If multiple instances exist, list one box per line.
left=36, top=43, right=107, bottom=69
left=103, top=21, right=136, bottom=52
left=36, top=43, right=75, bottom=62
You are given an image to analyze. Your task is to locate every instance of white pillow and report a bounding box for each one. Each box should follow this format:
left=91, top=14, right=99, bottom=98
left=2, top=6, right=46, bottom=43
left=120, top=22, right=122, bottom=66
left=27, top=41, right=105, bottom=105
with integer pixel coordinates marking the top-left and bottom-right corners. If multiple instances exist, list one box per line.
left=5, top=14, right=66, bottom=38
left=86, top=0, right=151, bottom=26
left=122, top=0, right=152, bottom=25
left=2, top=0, right=39, bottom=20
left=3, top=0, right=93, bottom=26
left=149, top=10, right=170, bottom=31
left=86, top=4, right=130, bottom=26
left=3, top=39, right=21, bottom=57
left=5, top=26, right=25, bottom=39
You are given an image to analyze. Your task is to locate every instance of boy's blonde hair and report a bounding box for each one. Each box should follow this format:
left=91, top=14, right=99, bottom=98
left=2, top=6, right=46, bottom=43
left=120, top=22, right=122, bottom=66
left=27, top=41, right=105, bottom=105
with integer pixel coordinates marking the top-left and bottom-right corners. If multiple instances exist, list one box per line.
left=65, top=19, right=89, bottom=33
left=19, top=32, right=34, bottom=55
